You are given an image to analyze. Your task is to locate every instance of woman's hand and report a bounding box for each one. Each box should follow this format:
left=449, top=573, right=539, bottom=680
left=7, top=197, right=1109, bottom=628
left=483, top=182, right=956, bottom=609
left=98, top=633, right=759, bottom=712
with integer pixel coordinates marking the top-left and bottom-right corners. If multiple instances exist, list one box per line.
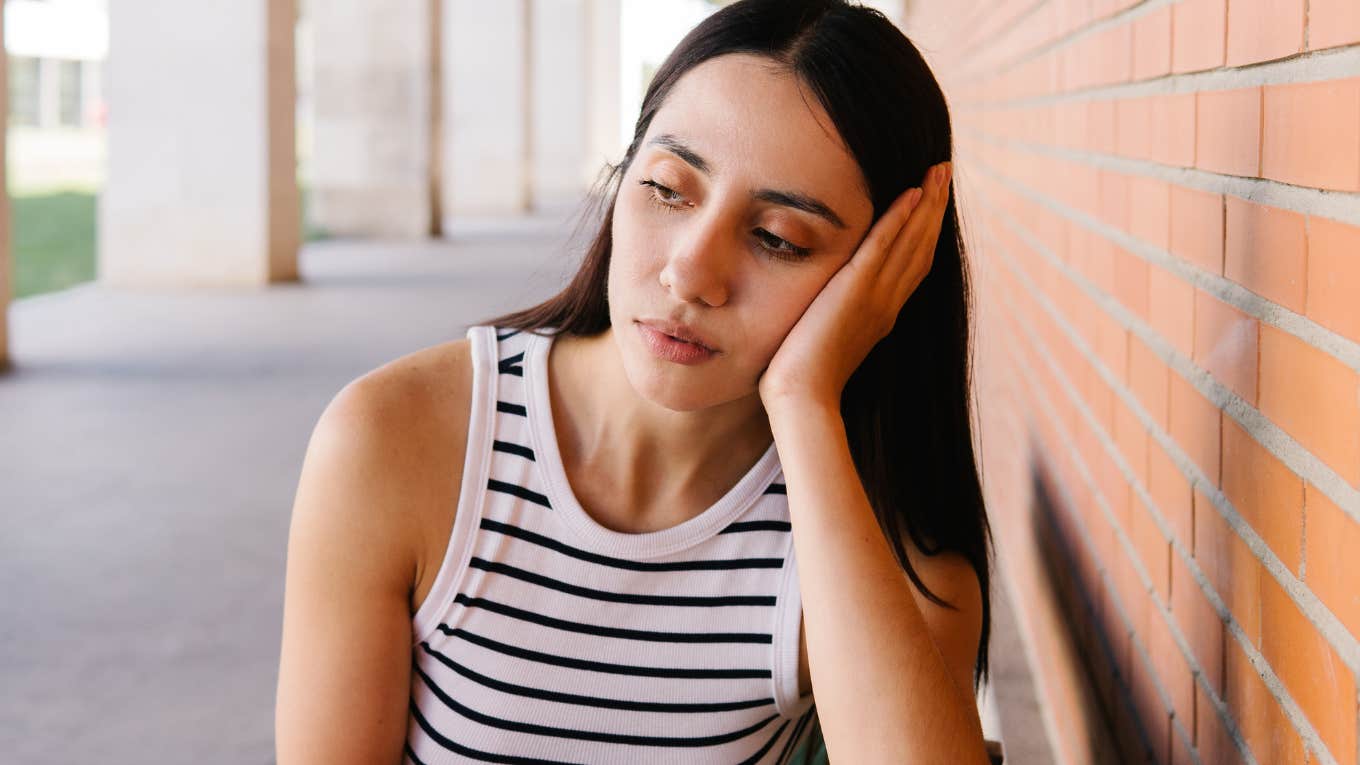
left=758, top=160, right=953, bottom=413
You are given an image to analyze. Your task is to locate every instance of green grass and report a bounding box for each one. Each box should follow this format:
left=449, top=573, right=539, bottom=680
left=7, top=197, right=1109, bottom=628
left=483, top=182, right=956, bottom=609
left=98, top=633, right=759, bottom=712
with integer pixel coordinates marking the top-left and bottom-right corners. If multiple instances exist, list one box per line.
left=8, top=184, right=325, bottom=300
left=11, top=189, right=97, bottom=299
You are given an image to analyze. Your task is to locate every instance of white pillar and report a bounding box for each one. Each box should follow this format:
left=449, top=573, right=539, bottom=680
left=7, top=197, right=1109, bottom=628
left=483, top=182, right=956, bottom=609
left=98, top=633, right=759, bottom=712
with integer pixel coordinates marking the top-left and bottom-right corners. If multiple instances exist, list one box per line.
left=443, top=0, right=531, bottom=221
left=1, top=8, right=10, bottom=371
left=311, top=0, right=436, bottom=238
left=586, top=0, right=624, bottom=177
left=99, top=0, right=299, bottom=287
left=529, top=0, right=591, bottom=214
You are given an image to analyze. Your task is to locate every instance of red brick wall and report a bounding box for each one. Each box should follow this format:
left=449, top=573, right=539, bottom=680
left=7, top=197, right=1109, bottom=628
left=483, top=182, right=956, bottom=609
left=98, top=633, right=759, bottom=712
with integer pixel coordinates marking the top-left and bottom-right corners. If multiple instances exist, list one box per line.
left=903, top=0, right=1360, bottom=762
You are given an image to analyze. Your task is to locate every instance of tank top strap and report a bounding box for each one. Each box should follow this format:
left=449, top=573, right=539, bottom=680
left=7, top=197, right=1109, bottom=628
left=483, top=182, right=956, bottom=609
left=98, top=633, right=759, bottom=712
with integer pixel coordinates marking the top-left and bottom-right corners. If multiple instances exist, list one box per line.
left=410, top=324, right=509, bottom=643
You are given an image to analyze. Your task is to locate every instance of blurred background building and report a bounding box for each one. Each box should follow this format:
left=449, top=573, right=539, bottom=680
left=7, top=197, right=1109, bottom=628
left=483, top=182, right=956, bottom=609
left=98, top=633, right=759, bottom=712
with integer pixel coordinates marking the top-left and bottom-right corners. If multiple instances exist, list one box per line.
left=3, top=1, right=1359, bottom=764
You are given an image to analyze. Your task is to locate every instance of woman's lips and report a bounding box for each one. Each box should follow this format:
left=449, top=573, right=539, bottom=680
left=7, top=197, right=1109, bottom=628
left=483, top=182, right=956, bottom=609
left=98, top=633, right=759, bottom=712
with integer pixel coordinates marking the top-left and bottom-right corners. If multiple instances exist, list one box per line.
left=635, top=321, right=717, bottom=365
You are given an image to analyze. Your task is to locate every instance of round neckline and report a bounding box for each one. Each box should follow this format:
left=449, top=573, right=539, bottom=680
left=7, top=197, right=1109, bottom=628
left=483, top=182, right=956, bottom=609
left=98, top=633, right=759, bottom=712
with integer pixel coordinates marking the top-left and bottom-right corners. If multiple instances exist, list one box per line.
left=521, top=330, right=782, bottom=559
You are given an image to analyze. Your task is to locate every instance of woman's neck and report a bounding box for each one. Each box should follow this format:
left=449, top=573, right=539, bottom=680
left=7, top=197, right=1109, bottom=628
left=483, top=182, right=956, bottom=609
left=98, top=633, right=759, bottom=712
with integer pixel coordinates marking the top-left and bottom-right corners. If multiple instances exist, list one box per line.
left=546, top=327, right=775, bottom=533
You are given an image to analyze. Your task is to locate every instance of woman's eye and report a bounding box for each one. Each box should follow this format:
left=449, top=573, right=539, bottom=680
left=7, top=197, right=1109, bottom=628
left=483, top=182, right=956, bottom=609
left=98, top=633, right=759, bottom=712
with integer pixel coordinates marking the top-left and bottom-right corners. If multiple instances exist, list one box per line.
left=754, top=228, right=812, bottom=260
left=639, top=179, right=685, bottom=210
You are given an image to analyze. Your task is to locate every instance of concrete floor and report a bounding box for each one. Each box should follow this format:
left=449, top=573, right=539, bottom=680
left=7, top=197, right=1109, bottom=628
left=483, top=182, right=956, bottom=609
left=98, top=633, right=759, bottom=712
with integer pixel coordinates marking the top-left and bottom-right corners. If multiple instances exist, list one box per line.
left=0, top=218, right=1053, bottom=764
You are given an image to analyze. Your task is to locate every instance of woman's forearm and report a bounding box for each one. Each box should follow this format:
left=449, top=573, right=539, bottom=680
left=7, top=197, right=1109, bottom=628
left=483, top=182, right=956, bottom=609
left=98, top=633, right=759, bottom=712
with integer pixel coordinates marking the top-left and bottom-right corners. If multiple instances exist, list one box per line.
left=766, top=397, right=989, bottom=764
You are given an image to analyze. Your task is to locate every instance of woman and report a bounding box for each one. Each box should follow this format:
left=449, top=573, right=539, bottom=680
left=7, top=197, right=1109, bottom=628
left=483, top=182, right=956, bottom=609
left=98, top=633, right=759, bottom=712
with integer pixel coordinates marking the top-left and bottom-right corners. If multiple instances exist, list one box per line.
left=276, top=1, right=993, bottom=762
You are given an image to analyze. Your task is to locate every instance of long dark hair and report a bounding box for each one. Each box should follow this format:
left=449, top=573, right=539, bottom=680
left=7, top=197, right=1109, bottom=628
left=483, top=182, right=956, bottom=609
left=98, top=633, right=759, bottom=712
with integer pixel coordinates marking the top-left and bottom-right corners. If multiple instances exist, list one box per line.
left=486, top=0, right=993, bottom=689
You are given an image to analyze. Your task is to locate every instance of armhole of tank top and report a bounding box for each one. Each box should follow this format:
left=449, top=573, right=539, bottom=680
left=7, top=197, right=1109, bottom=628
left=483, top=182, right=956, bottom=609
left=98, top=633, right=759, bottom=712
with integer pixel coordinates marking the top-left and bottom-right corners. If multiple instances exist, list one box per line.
left=773, top=528, right=815, bottom=720
left=410, top=324, right=498, bottom=646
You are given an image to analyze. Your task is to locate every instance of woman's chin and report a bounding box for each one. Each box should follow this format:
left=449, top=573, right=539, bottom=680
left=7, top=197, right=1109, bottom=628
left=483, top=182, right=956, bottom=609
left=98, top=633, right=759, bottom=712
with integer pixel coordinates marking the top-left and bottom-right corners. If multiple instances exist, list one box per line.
left=621, top=360, right=747, bottom=413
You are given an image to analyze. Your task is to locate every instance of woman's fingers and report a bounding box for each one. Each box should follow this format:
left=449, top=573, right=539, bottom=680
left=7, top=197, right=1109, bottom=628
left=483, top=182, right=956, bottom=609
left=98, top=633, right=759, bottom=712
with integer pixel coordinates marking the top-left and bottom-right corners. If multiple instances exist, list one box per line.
left=884, top=161, right=950, bottom=292
left=853, top=186, right=920, bottom=273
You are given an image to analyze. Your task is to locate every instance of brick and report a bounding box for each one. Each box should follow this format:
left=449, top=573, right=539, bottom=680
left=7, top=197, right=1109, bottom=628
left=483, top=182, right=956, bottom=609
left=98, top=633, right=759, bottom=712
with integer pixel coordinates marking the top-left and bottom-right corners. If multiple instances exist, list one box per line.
left=1148, top=264, right=1194, bottom=358
left=1224, top=197, right=1308, bottom=312
left=1308, top=0, right=1360, bottom=51
left=1260, top=573, right=1358, bottom=765
left=1131, top=495, right=1170, bottom=601
left=1129, top=645, right=1173, bottom=763
left=1113, top=247, right=1151, bottom=320
left=1074, top=232, right=1115, bottom=300
left=1149, top=439, right=1192, bottom=543
left=1195, top=486, right=1262, bottom=646
left=1099, top=170, right=1130, bottom=230
left=1304, top=484, right=1360, bottom=639
left=1169, top=186, right=1224, bottom=274
left=1225, top=641, right=1308, bottom=765
left=1192, top=291, right=1258, bottom=406
left=1306, top=216, right=1360, bottom=345
left=1088, top=99, right=1117, bottom=154
left=1148, top=606, right=1195, bottom=745
left=1116, top=97, right=1152, bottom=160
left=1262, top=78, right=1360, bottom=192
left=1222, top=418, right=1304, bottom=574
left=1133, top=6, right=1172, bottom=80
left=1226, top=0, right=1305, bottom=66
left=1172, top=553, right=1225, bottom=694
left=1096, top=315, right=1129, bottom=385
left=1128, top=175, right=1170, bottom=250
left=1194, top=684, right=1240, bottom=764
left=1258, top=325, right=1360, bottom=487
left=1196, top=88, right=1263, bottom=178
left=1149, top=93, right=1197, bottom=168
left=1172, top=0, right=1227, bottom=73
left=1169, top=372, right=1221, bottom=486
left=1129, top=337, right=1170, bottom=428
left=1116, top=394, right=1150, bottom=479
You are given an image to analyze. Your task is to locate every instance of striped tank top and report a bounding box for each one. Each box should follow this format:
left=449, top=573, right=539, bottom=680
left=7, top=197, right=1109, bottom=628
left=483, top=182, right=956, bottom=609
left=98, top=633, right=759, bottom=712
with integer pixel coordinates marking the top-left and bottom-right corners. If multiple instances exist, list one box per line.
left=404, top=325, right=819, bottom=764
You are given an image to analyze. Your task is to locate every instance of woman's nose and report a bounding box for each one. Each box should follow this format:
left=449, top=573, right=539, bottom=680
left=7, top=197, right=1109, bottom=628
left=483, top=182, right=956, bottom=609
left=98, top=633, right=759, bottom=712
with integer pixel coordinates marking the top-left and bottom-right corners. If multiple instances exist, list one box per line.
left=657, top=213, right=733, bottom=307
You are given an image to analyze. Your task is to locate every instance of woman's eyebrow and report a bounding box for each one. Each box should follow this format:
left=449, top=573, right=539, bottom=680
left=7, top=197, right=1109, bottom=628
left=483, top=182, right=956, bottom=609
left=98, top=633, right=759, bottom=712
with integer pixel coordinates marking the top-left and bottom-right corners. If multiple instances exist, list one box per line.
left=646, top=133, right=848, bottom=229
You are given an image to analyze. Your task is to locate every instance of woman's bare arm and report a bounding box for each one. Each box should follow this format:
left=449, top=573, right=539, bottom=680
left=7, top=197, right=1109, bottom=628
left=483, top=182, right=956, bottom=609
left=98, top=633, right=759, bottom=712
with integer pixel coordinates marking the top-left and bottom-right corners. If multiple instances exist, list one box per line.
left=767, top=397, right=988, bottom=764
left=275, top=378, right=426, bottom=765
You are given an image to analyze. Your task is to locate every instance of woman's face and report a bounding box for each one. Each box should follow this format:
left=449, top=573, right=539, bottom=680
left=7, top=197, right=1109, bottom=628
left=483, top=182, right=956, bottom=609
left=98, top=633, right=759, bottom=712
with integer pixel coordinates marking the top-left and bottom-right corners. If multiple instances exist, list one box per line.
left=608, top=53, right=875, bottom=412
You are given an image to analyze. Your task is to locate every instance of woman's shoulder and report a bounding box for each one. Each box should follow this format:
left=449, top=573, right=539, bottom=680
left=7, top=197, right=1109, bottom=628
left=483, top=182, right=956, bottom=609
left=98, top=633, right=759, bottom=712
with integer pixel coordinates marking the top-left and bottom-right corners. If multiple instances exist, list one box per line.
left=309, top=335, right=478, bottom=609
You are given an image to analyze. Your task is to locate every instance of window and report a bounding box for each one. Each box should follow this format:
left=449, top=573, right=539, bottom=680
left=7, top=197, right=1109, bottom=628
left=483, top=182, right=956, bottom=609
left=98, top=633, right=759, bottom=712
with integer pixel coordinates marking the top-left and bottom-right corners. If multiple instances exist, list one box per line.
left=58, top=59, right=84, bottom=127
left=9, top=56, right=42, bottom=127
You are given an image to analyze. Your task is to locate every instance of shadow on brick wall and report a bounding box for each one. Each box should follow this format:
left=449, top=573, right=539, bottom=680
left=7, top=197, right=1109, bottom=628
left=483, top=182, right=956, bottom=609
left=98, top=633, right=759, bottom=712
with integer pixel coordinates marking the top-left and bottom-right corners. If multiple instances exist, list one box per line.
left=1029, top=451, right=1162, bottom=764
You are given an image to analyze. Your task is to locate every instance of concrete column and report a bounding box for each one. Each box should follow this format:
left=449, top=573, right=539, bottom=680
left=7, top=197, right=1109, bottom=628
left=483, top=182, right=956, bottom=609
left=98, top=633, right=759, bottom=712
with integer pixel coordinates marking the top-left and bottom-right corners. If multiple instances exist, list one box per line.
left=1, top=8, right=10, bottom=371
left=529, top=0, right=591, bottom=214
left=311, top=0, right=436, bottom=238
left=442, top=0, right=531, bottom=221
left=585, top=0, right=624, bottom=176
left=99, top=0, right=299, bottom=287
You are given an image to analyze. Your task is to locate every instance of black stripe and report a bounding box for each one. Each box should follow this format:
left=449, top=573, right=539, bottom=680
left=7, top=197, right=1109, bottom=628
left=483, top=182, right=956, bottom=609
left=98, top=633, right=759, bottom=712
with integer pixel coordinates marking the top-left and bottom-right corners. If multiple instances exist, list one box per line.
left=480, top=518, right=781, bottom=572
left=468, top=557, right=776, bottom=607
left=417, top=661, right=780, bottom=747
left=454, top=592, right=772, bottom=644
left=420, top=640, right=774, bottom=712
left=498, top=352, right=525, bottom=376
left=409, top=697, right=580, bottom=764
left=719, top=520, right=793, bottom=534
left=496, top=329, right=522, bottom=341
left=491, top=440, right=536, bottom=461
left=737, top=718, right=791, bottom=765
left=496, top=401, right=527, bottom=417
left=404, top=741, right=428, bottom=765
left=764, top=483, right=787, bottom=495
left=777, top=706, right=817, bottom=765
left=441, top=626, right=774, bottom=680
left=486, top=479, right=551, bottom=508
